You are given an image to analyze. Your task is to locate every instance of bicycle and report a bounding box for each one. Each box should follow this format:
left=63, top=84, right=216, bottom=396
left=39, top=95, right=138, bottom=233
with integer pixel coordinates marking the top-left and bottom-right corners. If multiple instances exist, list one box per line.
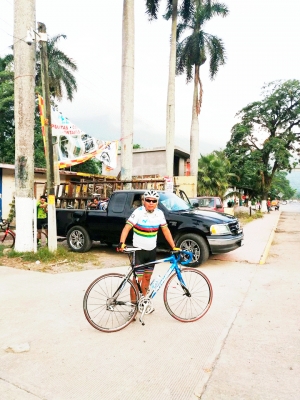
left=83, top=247, right=213, bottom=333
left=0, top=219, right=15, bottom=248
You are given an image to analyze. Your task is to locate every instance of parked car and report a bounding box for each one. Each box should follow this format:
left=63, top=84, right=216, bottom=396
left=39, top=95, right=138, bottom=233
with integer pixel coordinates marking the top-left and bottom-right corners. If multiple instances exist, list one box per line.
left=56, top=190, right=243, bottom=267
left=189, top=196, right=224, bottom=213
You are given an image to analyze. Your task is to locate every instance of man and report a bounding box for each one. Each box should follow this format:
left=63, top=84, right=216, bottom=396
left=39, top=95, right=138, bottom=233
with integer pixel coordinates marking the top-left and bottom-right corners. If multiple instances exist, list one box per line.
left=267, top=198, right=271, bottom=213
left=118, top=189, right=177, bottom=297
left=37, top=195, right=48, bottom=246
left=88, top=198, right=100, bottom=209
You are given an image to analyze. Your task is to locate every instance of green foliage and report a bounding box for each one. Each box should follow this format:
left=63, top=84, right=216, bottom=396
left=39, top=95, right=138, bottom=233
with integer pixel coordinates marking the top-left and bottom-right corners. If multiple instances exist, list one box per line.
left=0, top=34, right=78, bottom=166
left=226, top=80, right=300, bottom=199
left=197, top=150, right=236, bottom=198
left=70, top=158, right=102, bottom=175
left=0, top=55, right=14, bottom=163
left=36, top=34, right=78, bottom=101
left=269, top=171, right=296, bottom=200
left=176, top=1, right=228, bottom=81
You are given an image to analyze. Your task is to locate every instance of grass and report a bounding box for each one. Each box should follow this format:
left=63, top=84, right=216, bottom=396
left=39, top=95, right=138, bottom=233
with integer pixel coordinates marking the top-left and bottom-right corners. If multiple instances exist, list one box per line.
left=235, top=210, right=264, bottom=225
left=0, top=243, right=99, bottom=264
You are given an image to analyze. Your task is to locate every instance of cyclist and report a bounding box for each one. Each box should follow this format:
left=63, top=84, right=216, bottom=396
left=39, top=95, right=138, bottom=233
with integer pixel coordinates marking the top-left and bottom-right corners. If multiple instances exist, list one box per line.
left=37, top=195, right=48, bottom=246
left=118, top=189, right=177, bottom=301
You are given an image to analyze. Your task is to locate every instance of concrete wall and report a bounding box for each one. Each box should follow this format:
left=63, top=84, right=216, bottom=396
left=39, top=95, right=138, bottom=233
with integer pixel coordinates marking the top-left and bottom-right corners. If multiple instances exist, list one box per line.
left=103, top=147, right=190, bottom=178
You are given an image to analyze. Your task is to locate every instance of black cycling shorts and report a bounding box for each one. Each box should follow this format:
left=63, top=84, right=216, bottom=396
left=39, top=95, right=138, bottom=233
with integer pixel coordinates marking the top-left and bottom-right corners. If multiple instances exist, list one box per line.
left=134, top=248, right=157, bottom=277
left=37, top=218, right=47, bottom=230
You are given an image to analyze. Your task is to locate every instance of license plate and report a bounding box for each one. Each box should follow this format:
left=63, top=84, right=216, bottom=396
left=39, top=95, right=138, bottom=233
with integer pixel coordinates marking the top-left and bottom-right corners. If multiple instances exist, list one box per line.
left=240, top=240, right=244, bottom=246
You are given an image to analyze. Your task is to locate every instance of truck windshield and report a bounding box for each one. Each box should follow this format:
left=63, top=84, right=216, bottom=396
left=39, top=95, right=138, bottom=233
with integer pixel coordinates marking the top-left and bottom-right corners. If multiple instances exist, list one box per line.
left=160, top=192, right=191, bottom=212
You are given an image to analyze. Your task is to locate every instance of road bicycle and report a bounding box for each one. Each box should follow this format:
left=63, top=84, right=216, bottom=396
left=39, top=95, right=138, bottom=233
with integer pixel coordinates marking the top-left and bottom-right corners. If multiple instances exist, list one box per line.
left=0, top=219, right=15, bottom=248
left=83, top=247, right=213, bottom=333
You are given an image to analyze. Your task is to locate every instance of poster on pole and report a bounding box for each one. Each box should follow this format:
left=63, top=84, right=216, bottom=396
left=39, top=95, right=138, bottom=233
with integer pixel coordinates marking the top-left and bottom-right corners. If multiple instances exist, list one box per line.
left=38, top=96, right=118, bottom=169
left=164, top=177, right=174, bottom=192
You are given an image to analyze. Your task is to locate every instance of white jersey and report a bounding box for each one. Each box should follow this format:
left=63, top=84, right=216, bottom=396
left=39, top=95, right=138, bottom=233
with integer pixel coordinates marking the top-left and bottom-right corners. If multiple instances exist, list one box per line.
left=126, top=206, right=167, bottom=250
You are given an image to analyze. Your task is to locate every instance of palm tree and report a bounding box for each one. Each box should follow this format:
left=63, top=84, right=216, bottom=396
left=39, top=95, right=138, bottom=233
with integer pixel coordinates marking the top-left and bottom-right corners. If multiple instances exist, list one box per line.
left=197, top=151, right=236, bottom=197
left=120, top=0, right=134, bottom=183
left=146, top=0, right=194, bottom=177
left=35, top=34, right=78, bottom=101
left=176, top=0, right=228, bottom=177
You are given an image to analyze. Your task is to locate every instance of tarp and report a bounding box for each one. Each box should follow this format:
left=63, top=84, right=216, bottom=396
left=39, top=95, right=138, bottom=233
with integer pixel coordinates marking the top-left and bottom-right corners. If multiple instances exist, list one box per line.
left=38, top=95, right=118, bottom=169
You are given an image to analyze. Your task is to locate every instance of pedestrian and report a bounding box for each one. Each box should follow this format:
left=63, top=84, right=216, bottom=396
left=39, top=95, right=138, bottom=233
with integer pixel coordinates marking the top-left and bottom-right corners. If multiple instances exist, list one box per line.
left=37, top=195, right=48, bottom=246
left=118, top=190, right=178, bottom=304
left=267, top=198, right=271, bottom=213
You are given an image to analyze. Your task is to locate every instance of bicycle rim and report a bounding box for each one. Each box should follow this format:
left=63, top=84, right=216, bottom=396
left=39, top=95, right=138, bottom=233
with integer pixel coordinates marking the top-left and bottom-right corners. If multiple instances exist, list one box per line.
left=163, top=268, right=213, bottom=322
left=0, top=231, right=15, bottom=248
left=83, top=273, right=138, bottom=332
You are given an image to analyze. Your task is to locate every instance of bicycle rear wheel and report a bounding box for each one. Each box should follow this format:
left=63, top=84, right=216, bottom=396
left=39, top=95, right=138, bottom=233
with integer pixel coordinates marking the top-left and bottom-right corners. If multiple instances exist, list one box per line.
left=83, top=273, right=138, bottom=332
left=164, top=268, right=213, bottom=322
left=0, top=231, right=15, bottom=248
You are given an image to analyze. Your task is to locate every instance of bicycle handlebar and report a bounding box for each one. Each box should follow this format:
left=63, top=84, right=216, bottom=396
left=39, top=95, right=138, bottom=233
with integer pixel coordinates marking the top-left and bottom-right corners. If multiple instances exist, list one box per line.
left=178, top=250, right=193, bottom=265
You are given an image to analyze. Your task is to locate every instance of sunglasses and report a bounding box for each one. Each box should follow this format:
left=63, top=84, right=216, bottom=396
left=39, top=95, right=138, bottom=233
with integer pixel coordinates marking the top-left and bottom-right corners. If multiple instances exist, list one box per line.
left=145, top=199, right=157, bottom=203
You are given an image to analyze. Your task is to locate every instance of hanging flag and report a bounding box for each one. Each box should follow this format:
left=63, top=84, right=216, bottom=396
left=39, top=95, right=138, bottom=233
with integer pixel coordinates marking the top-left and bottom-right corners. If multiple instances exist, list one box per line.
left=38, top=95, right=118, bottom=169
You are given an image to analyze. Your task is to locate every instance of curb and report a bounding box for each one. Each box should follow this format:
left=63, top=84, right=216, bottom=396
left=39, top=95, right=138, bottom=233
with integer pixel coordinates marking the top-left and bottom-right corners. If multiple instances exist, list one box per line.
left=259, top=211, right=281, bottom=265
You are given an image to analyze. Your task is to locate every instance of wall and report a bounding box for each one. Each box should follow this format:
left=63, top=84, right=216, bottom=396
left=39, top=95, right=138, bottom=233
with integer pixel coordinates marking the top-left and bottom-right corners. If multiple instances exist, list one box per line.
left=174, top=176, right=197, bottom=197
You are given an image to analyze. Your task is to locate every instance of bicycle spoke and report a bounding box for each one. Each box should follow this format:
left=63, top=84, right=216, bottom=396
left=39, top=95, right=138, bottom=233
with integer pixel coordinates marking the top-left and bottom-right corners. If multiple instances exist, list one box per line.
left=0, top=231, right=15, bottom=249
left=164, top=268, right=213, bottom=322
left=83, top=273, right=138, bottom=332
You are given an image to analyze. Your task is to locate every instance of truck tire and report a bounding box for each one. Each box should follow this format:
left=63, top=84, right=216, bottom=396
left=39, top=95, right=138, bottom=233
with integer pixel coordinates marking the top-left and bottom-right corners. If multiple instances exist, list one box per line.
left=67, top=225, right=92, bottom=253
left=177, top=234, right=209, bottom=267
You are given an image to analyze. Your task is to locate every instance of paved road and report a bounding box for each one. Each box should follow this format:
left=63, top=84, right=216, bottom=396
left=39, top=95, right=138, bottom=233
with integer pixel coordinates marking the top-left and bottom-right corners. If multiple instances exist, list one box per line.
left=0, top=207, right=299, bottom=399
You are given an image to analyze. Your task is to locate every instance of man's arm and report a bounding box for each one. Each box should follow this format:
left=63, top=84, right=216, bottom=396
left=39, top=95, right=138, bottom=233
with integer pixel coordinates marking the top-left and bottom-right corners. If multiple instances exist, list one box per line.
left=161, top=226, right=176, bottom=249
left=119, top=223, right=132, bottom=245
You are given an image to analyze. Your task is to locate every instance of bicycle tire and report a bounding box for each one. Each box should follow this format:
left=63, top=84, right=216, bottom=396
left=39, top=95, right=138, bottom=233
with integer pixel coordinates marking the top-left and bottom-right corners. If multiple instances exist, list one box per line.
left=0, top=230, right=15, bottom=248
left=83, top=273, right=138, bottom=332
left=163, top=268, right=213, bottom=322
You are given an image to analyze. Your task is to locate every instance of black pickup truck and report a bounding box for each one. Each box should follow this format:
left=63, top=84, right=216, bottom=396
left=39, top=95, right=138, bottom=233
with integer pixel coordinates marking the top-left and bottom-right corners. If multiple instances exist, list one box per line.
left=56, top=190, right=244, bottom=267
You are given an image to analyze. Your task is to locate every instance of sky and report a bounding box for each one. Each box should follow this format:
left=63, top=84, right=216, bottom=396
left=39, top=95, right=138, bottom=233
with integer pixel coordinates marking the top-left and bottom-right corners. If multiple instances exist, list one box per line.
left=1, top=0, right=300, bottom=156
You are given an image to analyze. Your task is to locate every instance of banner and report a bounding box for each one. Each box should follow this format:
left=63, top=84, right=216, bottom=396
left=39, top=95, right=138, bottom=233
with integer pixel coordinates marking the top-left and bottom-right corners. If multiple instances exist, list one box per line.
left=38, top=96, right=118, bottom=169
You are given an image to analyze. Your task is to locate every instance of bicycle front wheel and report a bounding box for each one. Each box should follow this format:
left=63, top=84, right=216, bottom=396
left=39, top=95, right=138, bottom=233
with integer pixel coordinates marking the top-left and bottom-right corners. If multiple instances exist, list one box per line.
left=83, top=273, right=138, bottom=333
left=0, top=231, right=15, bottom=248
left=164, top=268, right=213, bottom=322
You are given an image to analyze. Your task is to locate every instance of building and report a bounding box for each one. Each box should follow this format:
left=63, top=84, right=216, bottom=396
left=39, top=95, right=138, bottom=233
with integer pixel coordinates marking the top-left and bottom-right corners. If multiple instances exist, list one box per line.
left=103, top=146, right=190, bottom=177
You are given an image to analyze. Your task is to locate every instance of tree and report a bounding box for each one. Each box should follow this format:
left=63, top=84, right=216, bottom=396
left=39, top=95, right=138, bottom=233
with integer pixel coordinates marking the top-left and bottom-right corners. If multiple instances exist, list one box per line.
left=146, top=0, right=194, bottom=177
left=226, top=80, right=300, bottom=207
left=0, top=55, right=14, bottom=163
left=197, top=150, right=235, bottom=197
left=71, top=159, right=102, bottom=175
left=176, top=0, right=228, bottom=177
left=270, top=171, right=296, bottom=200
left=35, top=34, right=78, bottom=101
left=120, top=0, right=134, bottom=184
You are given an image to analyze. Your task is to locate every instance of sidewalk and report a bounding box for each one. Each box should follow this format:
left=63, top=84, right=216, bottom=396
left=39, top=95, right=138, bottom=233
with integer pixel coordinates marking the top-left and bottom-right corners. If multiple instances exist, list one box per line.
left=1, top=210, right=297, bottom=400
left=211, top=210, right=281, bottom=264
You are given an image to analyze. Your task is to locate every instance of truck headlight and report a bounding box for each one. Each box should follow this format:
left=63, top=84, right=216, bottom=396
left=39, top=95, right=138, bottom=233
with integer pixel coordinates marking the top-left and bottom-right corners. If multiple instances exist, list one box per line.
left=210, top=224, right=231, bottom=235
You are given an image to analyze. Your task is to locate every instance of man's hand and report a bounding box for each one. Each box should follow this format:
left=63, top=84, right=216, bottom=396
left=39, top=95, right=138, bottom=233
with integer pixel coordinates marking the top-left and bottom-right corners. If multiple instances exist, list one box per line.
left=117, top=242, right=127, bottom=252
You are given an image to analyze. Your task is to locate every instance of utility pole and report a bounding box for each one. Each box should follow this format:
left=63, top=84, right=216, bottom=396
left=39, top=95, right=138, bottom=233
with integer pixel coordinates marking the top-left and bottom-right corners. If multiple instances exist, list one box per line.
left=120, top=0, right=134, bottom=187
left=38, top=22, right=57, bottom=251
left=13, top=0, right=36, bottom=252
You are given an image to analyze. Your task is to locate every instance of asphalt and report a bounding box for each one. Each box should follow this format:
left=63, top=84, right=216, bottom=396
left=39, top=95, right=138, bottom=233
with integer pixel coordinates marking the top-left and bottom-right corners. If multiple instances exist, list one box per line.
left=0, top=206, right=299, bottom=400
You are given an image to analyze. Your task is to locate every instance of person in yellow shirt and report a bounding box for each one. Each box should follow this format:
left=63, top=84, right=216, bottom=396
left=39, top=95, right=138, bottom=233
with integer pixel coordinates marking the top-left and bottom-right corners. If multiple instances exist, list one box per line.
left=37, top=195, right=48, bottom=246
